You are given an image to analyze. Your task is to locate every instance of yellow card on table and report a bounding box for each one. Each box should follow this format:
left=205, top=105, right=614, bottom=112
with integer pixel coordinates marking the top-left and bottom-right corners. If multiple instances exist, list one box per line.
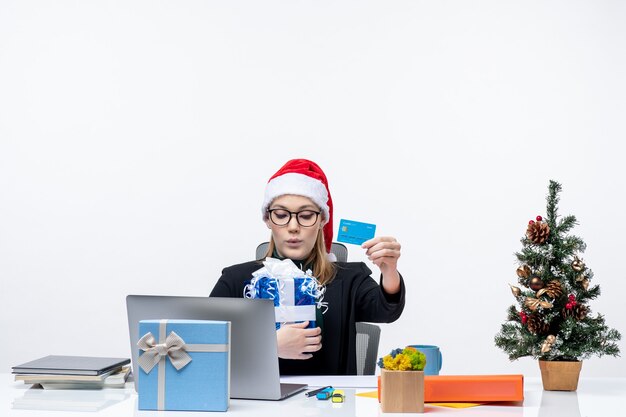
left=355, top=391, right=484, bottom=408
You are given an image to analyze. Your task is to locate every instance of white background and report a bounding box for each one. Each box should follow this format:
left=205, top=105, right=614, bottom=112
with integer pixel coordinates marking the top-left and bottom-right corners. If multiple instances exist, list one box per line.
left=1, top=0, right=624, bottom=377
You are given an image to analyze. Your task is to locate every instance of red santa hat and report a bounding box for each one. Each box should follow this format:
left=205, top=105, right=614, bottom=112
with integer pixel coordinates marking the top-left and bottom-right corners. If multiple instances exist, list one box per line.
left=262, top=159, right=334, bottom=255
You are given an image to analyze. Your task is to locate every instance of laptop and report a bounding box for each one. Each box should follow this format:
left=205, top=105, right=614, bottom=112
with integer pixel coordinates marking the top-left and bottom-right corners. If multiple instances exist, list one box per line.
left=126, top=295, right=307, bottom=400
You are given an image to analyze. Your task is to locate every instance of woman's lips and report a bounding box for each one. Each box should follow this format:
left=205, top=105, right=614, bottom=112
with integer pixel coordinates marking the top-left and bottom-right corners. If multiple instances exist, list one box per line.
left=285, top=240, right=302, bottom=248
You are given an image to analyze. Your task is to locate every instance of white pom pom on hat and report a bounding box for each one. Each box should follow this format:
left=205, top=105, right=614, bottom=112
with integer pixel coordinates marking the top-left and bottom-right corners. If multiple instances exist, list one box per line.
left=262, top=159, right=334, bottom=256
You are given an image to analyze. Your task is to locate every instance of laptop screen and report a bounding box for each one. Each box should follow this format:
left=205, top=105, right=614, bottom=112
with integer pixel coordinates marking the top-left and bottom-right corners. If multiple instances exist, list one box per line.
left=126, top=295, right=295, bottom=400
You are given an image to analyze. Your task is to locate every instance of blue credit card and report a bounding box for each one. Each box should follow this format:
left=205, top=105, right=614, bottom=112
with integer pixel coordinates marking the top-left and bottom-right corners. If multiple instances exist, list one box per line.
left=337, top=219, right=376, bottom=245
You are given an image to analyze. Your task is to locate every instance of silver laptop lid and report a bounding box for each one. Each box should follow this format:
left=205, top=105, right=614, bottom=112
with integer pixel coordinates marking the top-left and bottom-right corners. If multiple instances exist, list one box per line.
left=126, top=295, right=302, bottom=400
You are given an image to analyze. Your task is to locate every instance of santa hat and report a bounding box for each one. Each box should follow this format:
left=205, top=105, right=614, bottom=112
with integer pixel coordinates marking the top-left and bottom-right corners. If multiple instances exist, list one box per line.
left=262, top=159, right=334, bottom=256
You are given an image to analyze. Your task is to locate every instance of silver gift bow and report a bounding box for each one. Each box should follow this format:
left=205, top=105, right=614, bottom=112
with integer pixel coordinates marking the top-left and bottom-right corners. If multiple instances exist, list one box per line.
left=137, top=330, right=192, bottom=373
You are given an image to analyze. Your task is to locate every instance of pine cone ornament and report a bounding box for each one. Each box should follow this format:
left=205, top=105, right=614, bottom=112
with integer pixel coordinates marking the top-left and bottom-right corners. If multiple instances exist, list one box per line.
left=562, top=304, right=588, bottom=320
left=526, top=220, right=550, bottom=244
left=575, top=304, right=588, bottom=320
left=526, top=313, right=550, bottom=334
left=539, top=280, right=564, bottom=299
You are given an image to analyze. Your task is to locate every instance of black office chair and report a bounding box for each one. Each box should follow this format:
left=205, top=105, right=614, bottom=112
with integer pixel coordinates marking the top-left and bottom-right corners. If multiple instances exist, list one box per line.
left=255, top=241, right=348, bottom=262
left=254, top=241, right=380, bottom=375
left=355, top=322, right=382, bottom=376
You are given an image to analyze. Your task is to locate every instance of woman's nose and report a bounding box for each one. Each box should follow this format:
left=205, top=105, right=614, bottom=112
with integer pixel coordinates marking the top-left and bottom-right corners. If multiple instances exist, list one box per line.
left=286, top=215, right=300, bottom=231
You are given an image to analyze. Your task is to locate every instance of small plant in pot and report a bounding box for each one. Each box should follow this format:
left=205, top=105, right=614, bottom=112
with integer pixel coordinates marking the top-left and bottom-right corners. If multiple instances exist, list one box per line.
left=378, top=347, right=426, bottom=413
left=494, top=181, right=621, bottom=391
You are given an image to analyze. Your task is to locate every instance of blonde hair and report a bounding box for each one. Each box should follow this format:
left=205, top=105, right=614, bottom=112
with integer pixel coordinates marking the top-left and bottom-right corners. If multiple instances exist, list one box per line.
left=264, top=228, right=336, bottom=285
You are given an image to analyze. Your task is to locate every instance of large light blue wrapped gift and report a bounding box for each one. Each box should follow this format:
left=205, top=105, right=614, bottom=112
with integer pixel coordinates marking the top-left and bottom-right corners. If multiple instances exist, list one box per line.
left=244, top=258, right=325, bottom=329
left=137, top=319, right=230, bottom=411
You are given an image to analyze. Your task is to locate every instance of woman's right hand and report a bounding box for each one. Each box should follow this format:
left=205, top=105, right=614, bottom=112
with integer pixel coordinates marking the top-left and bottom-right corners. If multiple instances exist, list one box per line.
left=276, top=321, right=322, bottom=360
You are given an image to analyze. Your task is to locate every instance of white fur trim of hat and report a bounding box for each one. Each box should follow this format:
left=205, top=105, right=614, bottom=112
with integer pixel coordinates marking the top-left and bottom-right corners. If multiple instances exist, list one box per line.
left=262, top=172, right=330, bottom=224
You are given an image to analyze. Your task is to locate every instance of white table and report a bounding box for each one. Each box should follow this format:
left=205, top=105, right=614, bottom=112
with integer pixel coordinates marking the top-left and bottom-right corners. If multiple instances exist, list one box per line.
left=2, top=374, right=625, bottom=416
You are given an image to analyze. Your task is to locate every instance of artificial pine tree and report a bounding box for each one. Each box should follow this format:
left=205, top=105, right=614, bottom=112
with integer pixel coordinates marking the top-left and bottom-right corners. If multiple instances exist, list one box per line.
left=495, top=181, right=621, bottom=364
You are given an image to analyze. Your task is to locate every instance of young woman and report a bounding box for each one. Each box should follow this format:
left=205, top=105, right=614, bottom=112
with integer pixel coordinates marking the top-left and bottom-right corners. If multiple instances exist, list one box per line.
left=210, top=159, right=405, bottom=375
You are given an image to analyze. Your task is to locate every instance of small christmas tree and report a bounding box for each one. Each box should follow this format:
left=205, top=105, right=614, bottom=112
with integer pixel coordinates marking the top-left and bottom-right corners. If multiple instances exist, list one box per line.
left=495, top=181, right=621, bottom=361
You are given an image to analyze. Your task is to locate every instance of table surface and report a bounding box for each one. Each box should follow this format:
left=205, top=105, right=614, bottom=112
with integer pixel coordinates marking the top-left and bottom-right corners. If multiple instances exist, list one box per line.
left=2, top=373, right=625, bottom=417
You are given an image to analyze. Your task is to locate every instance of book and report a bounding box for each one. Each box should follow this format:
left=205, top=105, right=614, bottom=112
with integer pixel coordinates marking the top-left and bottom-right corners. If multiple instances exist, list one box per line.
left=16, top=367, right=120, bottom=383
left=40, top=366, right=131, bottom=389
left=423, top=374, right=524, bottom=402
left=16, top=366, right=131, bottom=389
left=12, top=355, right=130, bottom=376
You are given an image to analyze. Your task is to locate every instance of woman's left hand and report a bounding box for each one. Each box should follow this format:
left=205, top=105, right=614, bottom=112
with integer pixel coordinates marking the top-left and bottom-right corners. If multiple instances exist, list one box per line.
left=362, top=236, right=402, bottom=294
left=362, top=236, right=401, bottom=276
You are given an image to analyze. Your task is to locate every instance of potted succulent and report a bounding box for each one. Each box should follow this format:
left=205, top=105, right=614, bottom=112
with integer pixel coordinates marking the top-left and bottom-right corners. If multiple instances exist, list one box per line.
left=378, top=346, right=426, bottom=413
left=495, top=181, right=621, bottom=391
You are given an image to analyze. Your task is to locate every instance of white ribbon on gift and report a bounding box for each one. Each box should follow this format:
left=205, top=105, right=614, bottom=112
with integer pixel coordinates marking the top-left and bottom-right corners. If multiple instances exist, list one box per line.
left=138, top=320, right=228, bottom=410
left=244, top=258, right=323, bottom=326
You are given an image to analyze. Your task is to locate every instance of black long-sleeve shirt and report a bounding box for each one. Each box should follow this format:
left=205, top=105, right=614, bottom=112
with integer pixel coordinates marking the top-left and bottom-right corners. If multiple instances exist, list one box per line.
left=210, top=260, right=405, bottom=375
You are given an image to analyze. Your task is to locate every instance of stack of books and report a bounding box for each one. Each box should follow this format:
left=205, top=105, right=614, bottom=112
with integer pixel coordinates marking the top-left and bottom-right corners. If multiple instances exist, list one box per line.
left=12, top=355, right=131, bottom=389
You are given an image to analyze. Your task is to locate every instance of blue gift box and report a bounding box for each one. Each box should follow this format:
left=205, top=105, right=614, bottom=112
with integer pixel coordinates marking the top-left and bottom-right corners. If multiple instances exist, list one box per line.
left=249, top=276, right=318, bottom=329
left=137, top=319, right=230, bottom=411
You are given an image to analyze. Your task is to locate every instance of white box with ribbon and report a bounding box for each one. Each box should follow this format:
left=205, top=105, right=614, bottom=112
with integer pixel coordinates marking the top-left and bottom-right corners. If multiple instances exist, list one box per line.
left=137, top=319, right=230, bottom=411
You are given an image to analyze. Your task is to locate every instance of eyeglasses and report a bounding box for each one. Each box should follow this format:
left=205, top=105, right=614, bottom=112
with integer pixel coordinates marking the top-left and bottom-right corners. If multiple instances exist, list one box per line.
left=267, top=209, right=321, bottom=227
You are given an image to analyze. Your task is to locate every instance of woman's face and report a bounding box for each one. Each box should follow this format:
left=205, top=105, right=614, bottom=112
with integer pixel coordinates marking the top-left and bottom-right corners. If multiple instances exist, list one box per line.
left=265, top=194, right=323, bottom=261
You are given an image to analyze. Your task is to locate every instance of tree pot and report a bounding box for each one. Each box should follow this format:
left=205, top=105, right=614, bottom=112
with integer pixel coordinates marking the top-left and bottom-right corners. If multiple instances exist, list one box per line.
left=538, top=359, right=583, bottom=391
left=380, top=369, right=424, bottom=413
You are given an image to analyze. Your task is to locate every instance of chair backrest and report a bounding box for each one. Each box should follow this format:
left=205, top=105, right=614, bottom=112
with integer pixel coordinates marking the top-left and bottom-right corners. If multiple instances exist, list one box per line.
left=355, top=322, right=381, bottom=375
left=255, top=242, right=348, bottom=262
